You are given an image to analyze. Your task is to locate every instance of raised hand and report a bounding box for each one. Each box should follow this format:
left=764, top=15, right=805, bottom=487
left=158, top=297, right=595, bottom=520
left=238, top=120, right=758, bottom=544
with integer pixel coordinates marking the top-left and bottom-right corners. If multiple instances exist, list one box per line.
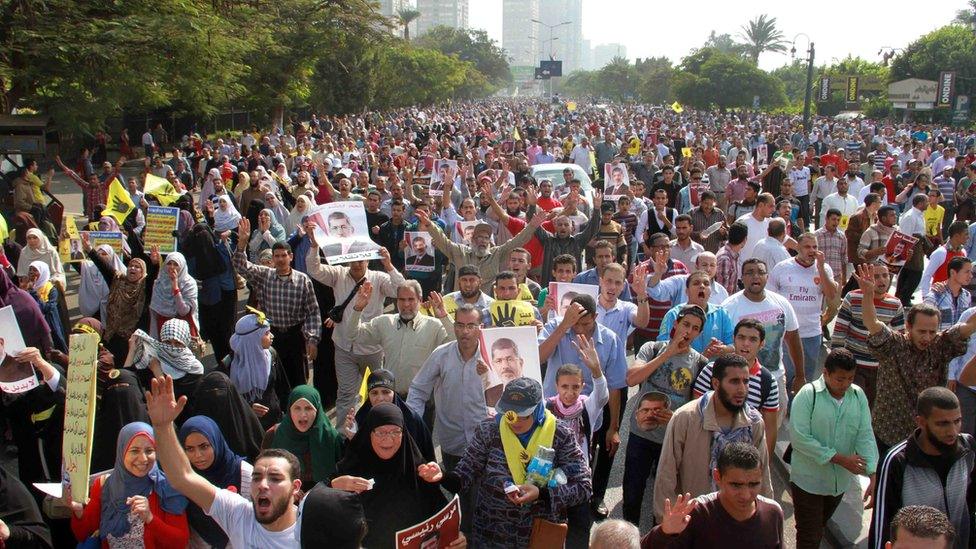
left=149, top=245, right=161, bottom=265
left=852, top=263, right=875, bottom=296
left=630, top=263, right=649, bottom=296
left=237, top=218, right=251, bottom=249
left=145, top=375, right=187, bottom=427
left=414, top=209, right=431, bottom=230
left=352, top=281, right=374, bottom=312
left=304, top=221, right=319, bottom=248
left=661, top=493, right=698, bottom=535
left=572, top=334, right=602, bottom=377
left=428, top=291, right=448, bottom=319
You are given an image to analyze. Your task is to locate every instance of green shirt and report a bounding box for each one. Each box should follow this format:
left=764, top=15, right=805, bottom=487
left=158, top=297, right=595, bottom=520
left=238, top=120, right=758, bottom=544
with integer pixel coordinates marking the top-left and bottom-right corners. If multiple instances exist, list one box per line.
left=788, top=377, right=879, bottom=496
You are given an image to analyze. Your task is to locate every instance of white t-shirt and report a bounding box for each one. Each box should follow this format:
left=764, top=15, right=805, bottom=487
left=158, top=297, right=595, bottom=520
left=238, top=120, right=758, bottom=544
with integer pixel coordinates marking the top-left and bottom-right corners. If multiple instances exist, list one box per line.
left=789, top=167, right=811, bottom=197
left=767, top=258, right=832, bottom=338
left=207, top=489, right=298, bottom=549
left=721, top=290, right=799, bottom=372
left=736, top=214, right=771, bottom=267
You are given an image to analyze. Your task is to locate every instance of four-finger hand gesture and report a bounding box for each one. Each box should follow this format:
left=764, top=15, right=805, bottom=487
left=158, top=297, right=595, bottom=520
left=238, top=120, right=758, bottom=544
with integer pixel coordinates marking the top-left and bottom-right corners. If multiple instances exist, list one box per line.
left=661, top=493, right=697, bottom=535
left=145, top=375, right=187, bottom=427
left=353, top=280, right=374, bottom=312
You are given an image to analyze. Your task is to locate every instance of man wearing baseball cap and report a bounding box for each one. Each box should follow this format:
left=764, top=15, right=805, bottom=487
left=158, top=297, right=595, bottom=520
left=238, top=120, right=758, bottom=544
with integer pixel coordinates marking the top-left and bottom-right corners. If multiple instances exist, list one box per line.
left=432, top=377, right=592, bottom=547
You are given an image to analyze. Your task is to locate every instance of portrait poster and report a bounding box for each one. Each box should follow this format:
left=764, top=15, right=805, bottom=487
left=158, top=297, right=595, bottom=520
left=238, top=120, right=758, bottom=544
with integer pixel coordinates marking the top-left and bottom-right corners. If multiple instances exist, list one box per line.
left=58, top=214, right=85, bottom=264
left=0, top=305, right=34, bottom=394
left=404, top=231, right=435, bottom=273
left=62, top=332, right=100, bottom=503
left=395, top=495, right=461, bottom=549
left=306, top=202, right=382, bottom=265
left=883, top=230, right=919, bottom=274
left=430, top=159, right=458, bottom=197
left=603, top=162, right=630, bottom=198
left=143, top=206, right=180, bottom=255
left=82, top=231, right=124, bottom=254
left=453, top=220, right=484, bottom=245
left=547, top=282, right=600, bottom=320
left=478, top=326, right=542, bottom=407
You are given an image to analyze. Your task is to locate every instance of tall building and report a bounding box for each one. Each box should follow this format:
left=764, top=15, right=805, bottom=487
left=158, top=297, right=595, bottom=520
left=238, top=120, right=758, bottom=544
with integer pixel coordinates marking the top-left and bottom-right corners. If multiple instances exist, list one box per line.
left=415, top=0, right=468, bottom=38
left=538, top=0, right=583, bottom=75
left=377, top=0, right=408, bottom=16
left=591, top=42, right=627, bottom=69
left=581, top=39, right=592, bottom=71
left=502, top=0, right=540, bottom=67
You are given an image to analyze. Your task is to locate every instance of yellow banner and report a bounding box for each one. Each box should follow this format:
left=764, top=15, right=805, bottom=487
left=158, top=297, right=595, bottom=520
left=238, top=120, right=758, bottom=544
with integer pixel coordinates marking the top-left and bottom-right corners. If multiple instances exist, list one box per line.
left=144, top=173, right=184, bottom=206
left=144, top=206, right=180, bottom=255
left=58, top=215, right=85, bottom=264
left=63, top=332, right=100, bottom=503
left=671, top=101, right=684, bottom=113
left=489, top=299, right=537, bottom=327
left=101, top=178, right=135, bottom=224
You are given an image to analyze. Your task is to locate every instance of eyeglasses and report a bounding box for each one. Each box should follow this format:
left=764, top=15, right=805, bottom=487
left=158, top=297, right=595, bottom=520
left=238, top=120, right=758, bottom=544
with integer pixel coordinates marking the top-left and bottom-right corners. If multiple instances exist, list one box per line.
left=455, top=322, right=480, bottom=330
left=371, top=428, right=403, bottom=440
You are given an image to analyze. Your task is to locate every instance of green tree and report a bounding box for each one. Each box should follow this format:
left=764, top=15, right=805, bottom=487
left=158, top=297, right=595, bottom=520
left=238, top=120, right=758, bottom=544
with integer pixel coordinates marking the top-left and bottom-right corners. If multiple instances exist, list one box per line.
left=414, top=25, right=512, bottom=88
left=371, top=46, right=470, bottom=109
left=635, top=57, right=675, bottom=104
left=890, top=25, right=976, bottom=124
left=1, top=0, right=252, bottom=131
left=396, top=8, right=422, bottom=41
left=703, top=31, right=749, bottom=58
left=771, top=60, right=812, bottom=104
left=739, top=14, right=789, bottom=65
left=560, top=69, right=599, bottom=97
left=596, top=57, right=639, bottom=101
left=673, top=48, right=786, bottom=110
left=953, top=1, right=976, bottom=26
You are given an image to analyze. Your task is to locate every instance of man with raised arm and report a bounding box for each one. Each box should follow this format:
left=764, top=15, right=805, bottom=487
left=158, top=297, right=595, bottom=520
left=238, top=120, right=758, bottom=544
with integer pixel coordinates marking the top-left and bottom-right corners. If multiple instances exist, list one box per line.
left=145, top=376, right=302, bottom=548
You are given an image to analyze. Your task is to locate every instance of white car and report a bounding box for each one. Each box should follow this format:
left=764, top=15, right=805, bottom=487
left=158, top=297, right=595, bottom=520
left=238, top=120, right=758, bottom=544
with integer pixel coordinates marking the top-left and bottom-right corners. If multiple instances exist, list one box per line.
left=528, top=162, right=595, bottom=208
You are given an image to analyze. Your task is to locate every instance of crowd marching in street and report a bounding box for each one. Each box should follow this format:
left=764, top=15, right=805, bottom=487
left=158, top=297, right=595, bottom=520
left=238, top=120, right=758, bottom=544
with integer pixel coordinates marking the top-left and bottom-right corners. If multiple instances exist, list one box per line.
left=1, top=99, right=976, bottom=548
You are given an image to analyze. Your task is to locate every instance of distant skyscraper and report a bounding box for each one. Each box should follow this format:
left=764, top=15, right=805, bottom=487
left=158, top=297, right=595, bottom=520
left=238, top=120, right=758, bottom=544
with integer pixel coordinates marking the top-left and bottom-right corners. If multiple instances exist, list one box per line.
left=377, top=0, right=408, bottom=16
left=503, top=0, right=540, bottom=68
left=538, top=0, right=583, bottom=74
left=415, top=0, right=468, bottom=37
left=582, top=38, right=592, bottom=70
left=592, top=43, right=627, bottom=69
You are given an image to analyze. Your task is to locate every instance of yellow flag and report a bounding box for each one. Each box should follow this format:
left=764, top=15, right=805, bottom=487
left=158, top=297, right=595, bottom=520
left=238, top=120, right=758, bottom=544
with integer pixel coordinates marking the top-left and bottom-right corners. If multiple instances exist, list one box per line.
left=513, top=127, right=522, bottom=141
left=671, top=101, right=684, bottom=113
left=144, top=173, right=183, bottom=206
left=358, top=366, right=372, bottom=405
left=101, top=178, right=135, bottom=224
left=566, top=101, right=577, bottom=112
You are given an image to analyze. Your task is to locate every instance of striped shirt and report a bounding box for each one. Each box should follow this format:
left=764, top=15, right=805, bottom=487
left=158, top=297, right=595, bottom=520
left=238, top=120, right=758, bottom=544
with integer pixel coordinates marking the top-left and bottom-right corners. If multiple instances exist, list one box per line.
left=831, top=290, right=905, bottom=369
left=923, top=286, right=972, bottom=331
left=613, top=212, right=639, bottom=244
left=715, top=244, right=740, bottom=295
left=692, top=359, right=779, bottom=412
left=689, top=206, right=727, bottom=253
left=815, top=227, right=847, bottom=283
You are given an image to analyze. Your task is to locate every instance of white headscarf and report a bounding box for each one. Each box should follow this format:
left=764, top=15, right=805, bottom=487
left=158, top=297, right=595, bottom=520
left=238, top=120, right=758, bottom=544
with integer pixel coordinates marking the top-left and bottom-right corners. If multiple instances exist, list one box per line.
left=149, top=252, right=199, bottom=336
left=79, top=245, right=125, bottom=319
left=28, top=260, right=50, bottom=291
left=286, top=195, right=312, bottom=236
left=199, top=168, right=220, bottom=210
left=17, top=228, right=65, bottom=288
left=213, top=195, right=242, bottom=232
left=128, top=320, right=203, bottom=379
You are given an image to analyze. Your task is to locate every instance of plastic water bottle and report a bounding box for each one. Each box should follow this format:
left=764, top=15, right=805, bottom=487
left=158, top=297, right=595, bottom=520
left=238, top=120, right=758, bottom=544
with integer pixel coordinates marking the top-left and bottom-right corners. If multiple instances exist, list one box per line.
left=525, top=446, right=555, bottom=487
left=548, top=467, right=567, bottom=488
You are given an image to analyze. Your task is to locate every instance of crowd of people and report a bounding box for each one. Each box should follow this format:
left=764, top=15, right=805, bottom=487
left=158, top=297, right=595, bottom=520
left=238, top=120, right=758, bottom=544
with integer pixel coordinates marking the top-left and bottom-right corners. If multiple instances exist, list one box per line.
left=1, top=99, right=976, bottom=548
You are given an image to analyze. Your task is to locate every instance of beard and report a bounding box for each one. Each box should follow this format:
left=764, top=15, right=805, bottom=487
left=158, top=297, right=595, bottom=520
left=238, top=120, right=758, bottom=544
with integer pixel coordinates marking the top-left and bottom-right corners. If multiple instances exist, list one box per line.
left=925, top=429, right=958, bottom=455
left=717, top=385, right=745, bottom=413
left=399, top=310, right=416, bottom=321
left=460, top=288, right=480, bottom=299
left=254, top=492, right=292, bottom=525
left=473, top=245, right=490, bottom=258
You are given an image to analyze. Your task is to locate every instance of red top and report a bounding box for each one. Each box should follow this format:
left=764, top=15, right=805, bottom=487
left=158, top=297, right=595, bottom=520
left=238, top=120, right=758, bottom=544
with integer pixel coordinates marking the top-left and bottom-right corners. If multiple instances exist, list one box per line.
left=71, top=475, right=189, bottom=549
left=934, top=247, right=966, bottom=284
left=505, top=217, right=555, bottom=270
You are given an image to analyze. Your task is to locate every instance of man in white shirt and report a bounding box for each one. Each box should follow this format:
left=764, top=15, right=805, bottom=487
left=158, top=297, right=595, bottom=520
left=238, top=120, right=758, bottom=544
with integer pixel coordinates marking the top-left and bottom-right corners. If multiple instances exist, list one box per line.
left=790, top=162, right=812, bottom=227
left=820, top=177, right=859, bottom=229
left=736, top=193, right=775, bottom=267
left=670, top=214, right=705, bottom=267
left=569, top=138, right=593, bottom=174
left=147, top=376, right=304, bottom=549
left=646, top=252, right=730, bottom=305
left=767, top=233, right=837, bottom=387
left=811, top=165, right=838, bottom=227
left=898, top=193, right=928, bottom=238
left=751, top=218, right=792, bottom=272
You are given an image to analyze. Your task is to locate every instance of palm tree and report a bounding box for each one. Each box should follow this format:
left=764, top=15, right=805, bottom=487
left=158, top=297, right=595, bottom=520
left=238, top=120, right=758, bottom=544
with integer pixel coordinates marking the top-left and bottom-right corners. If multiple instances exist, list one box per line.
left=739, top=14, right=789, bottom=65
left=396, top=8, right=421, bottom=41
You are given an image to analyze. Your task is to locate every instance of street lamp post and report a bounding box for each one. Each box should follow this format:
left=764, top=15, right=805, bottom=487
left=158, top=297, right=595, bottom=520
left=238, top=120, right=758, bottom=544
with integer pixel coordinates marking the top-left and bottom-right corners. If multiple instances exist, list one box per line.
left=531, top=18, right=571, bottom=98
left=791, top=34, right=815, bottom=136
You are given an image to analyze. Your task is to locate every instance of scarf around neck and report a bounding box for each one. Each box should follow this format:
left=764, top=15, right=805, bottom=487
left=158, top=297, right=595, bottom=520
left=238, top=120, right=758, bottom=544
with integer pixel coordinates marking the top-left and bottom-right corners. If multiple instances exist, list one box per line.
left=498, top=406, right=557, bottom=485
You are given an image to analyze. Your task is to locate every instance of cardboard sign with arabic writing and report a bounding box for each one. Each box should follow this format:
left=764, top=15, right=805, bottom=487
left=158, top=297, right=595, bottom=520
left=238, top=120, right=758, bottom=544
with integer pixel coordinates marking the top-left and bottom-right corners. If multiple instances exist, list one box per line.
left=62, top=332, right=99, bottom=503
left=395, top=495, right=461, bottom=549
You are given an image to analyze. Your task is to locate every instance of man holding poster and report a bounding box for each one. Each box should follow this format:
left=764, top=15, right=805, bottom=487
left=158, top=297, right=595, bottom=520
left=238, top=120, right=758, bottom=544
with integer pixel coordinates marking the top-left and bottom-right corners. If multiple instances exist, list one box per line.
left=307, top=203, right=382, bottom=265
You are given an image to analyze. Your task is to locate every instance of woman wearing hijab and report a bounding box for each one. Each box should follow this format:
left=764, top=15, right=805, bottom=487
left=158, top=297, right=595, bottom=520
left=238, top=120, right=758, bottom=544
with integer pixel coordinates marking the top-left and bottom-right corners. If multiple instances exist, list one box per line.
left=262, top=385, right=342, bottom=485
left=11, top=211, right=38, bottom=247
left=94, top=245, right=156, bottom=365
left=199, top=168, right=220, bottom=210
left=25, top=261, right=67, bottom=352
left=345, top=369, right=435, bottom=462
left=148, top=251, right=199, bottom=338
left=265, top=192, right=289, bottom=230
left=48, top=318, right=149, bottom=473
left=222, top=313, right=290, bottom=430
left=70, top=422, right=189, bottom=548
left=182, top=222, right=236, bottom=362
left=96, top=216, right=132, bottom=255
left=0, top=267, right=51, bottom=351
left=16, top=227, right=65, bottom=289
left=331, top=404, right=448, bottom=549
left=185, top=371, right=264, bottom=462
left=212, top=195, right=242, bottom=236
left=79, top=243, right=126, bottom=321
left=285, top=194, right=313, bottom=237
left=247, top=208, right=286, bottom=258
left=125, top=318, right=205, bottom=406
left=296, top=484, right=367, bottom=549
left=178, top=416, right=252, bottom=549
